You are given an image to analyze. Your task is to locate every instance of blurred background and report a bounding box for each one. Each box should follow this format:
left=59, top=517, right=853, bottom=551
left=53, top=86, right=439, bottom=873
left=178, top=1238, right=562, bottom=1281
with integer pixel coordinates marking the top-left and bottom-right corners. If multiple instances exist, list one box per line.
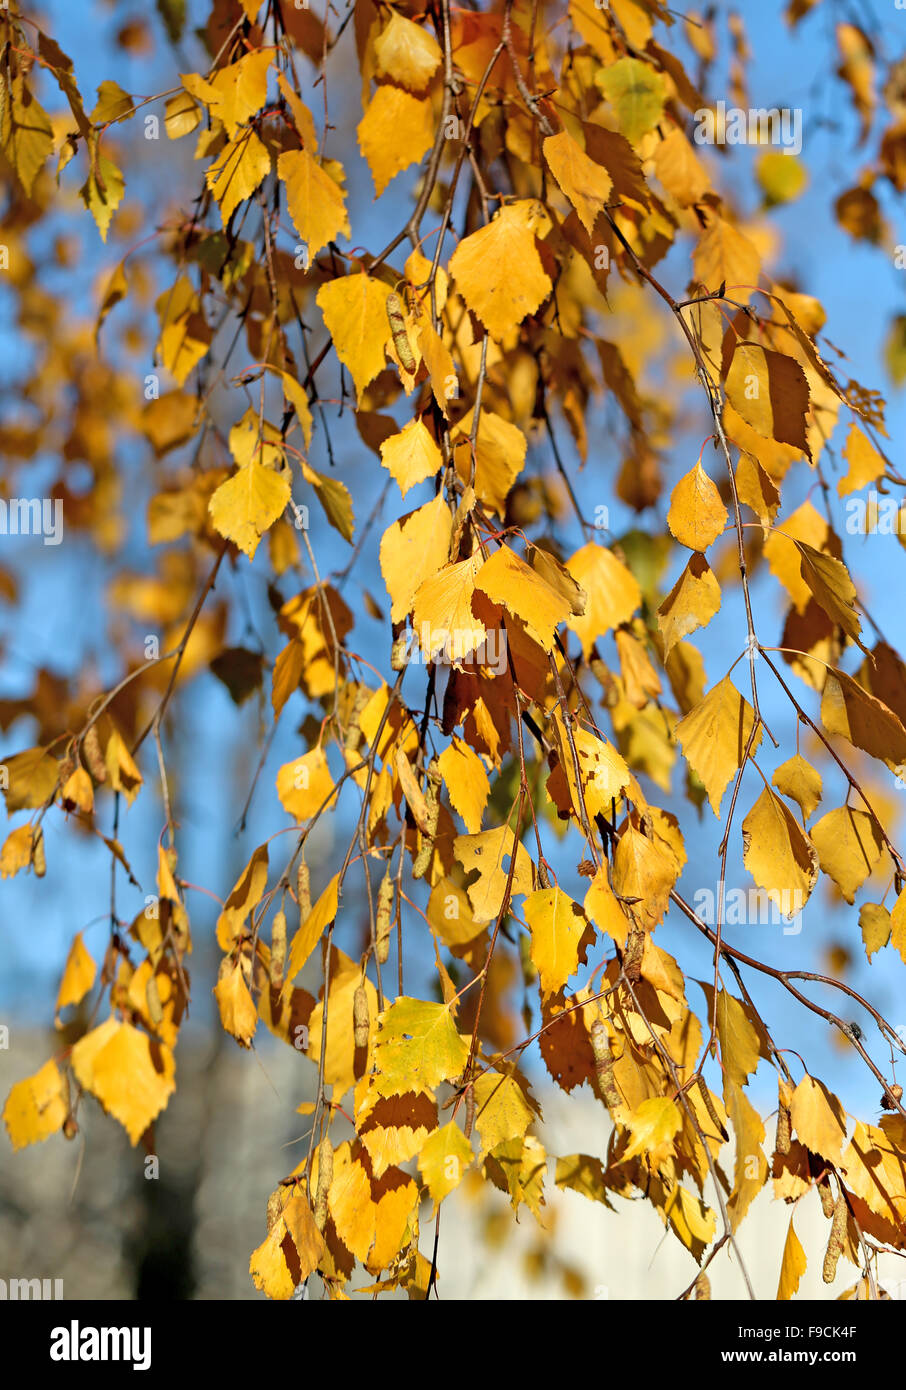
left=1, top=0, right=906, bottom=1298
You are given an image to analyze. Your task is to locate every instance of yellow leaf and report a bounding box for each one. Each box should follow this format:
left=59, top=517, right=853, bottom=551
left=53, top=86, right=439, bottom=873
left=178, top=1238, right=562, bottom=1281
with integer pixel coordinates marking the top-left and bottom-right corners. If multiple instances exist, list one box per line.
left=741, top=787, right=819, bottom=918
left=373, top=12, right=442, bottom=90
left=790, top=1074, right=847, bottom=1164
left=281, top=1189, right=327, bottom=1281
left=449, top=203, right=552, bottom=343
left=317, top=273, right=392, bottom=403
left=55, top=932, right=96, bottom=1018
left=667, top=461, right=728, bottom=552
left=809, top=805, right=883, bottom=903
left=379, top=417, right=442, bottom=499
left=596, top=57, right=665, bottom=145
left=676, top=677, right=761, bottom=818
left=475, top=544, right=577, bottom=652
left=61, top=766, right=94, bottom=815
left=543, top=130, right=612, bottom=235
left=216, top=844, right=269, bottom=950
left=328, top=1140, right=375, bottom=1260
left=612, top=825, right=676, bottom=931
left=357, top=85, right=433, bottom=196
left=693, top=215, right=761, bottom=304
left=285, top=872, right=340, bottom=987
left=820, top=668, right=906, bottom=767
left=777, top=1214, right=807, bottom=1299
left=3, top=1059, right=68, bottom=1151
left=891, top=888, right=906, bottom=964
left=859, top=902, right=891, bottom=960
left=0, top=824, right=45, bottom=879
left=2, top=79, right=53, bottom=195
left=276, top=72, right=319, bottom=150
left=524, top=887, right=590, bottom=997
left=276, top=747, right=334, bottom=821
left=622, top=1096, right=681, bottom=1162
left=412, top=554, right=485, bottom=663
left=724, top=1079, right=767, bottom=1231
left=795, top=542, right=865, bottom=649
left=208, top=457, right=291, bottom=560
left=716, top=989, right=762, bottom=1087
left=726, top=344, right=810, bottom=454
left=372, top=998, right=469, bottom=1097
left=471, top=1070, right=538, bottom=1153
left=437, top=738, right=489, bottom=834
left=183, top=50, right=272, bottom=137
left=249, top=1217, right=297, bottom=1300
left=451, top=409, right=527, bottom=515
left=71, top=1017, right=175, bottom=1145
left=104, top=729, right=143, bottom=804
left=379, top=492, right=452, bottom=623
left=763, top=499, right=830, bottom=612
left=207, top=131, right=271, bottom=224
left=735, top=451, right=780, bottom=525
left=453, top=825, right=534, bottom=924
left=79, top=152, right=125, bottom=242
left=307, top=948, right=378, bottom=1100
left=278, top=147, right=349, bottom=258
left=838, top=422, right=885, bottom=496
left=772, top=754, right=823, bottom=820
left=418, top=1121, right=473, bottom=1203
left=584, top=868, right=630, bottom=947
left=657, top=553, right=721, bottom=658
left=214, top=962, right=258, bottom=1047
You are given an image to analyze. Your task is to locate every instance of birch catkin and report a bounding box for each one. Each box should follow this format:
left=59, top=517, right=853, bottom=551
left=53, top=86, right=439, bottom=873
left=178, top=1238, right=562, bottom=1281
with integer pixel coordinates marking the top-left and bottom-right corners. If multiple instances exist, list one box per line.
left=623, top=923, right=645, bottom=983
left=411, top=758, right=441, bottom=880
left=775, top=1103, right=792, bottom=1156
left=271, top=909, right=287, bottom=988
left=314, top=1136, right=333, bottom=1233
left=376, top=866, right=393, bottom=964
left=353, top=983, right=369, bottom=1048
left=822, top=1192, right=847, bottom=1283
left=590, top=1020, right=621, bottom=1110
left=82, top=724, right=107, bottom=783
left=385, top=291, right=416, bottom=372
left=296, top=856, right=311, bottom=920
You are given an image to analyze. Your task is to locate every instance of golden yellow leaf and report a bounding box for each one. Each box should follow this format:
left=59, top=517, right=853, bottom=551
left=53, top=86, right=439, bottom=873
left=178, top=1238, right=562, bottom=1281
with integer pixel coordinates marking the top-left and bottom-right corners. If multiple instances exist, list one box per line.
left=741, top=787, right=819, bottom=917
left=55, top=932, right=96, bottom=1018
left=373, top=12, right=442, bottom=90
left=889, top=887, right=906, bottom=964
left=475, top=544, right=576, bottom=652
left=357, top=85, right=433, bottom=196
left=207, top=131, right=271, bottom=225
left=820, top=669, right=906, bottom=766
left=208, top=457, right=291, bottom=560
left=437, top=738, right=490, bottom=834
left=182, top=50, right=272, bottom=137
left=216, top=843, right=269, bottom=950
left=777, top=1214, right=808, bottom=1299
left=285, top=873, right=341, bottom=988
left=316, top=273, right=391, bottom=402
left=693, top=215, right=761, bottom=304
left=772, top=754, right=823, bottom=821
left=676, top=677, right=761, bottom=818
left=657, top=553, right=721, bottom=658
left=0, top=824, right=45, bottom=879
left=724, top=1079, right=767, bottom=1232
left=790, top=1074, right=848, bottom=1164
left=667, top=461, right=728, bottom=552
left=451, top=409, right=527, bottom=515
left=379, top=417, right=442, bottom=498
left=471, top=1070, right=538, bottom=1154
left=412, top=553, right=485, bottom=663
left=71, top=1017, right=175, bottom=1145
left=276, top=747, right=334, bottom=821
left=726, top=344, right=810, bottom=454
left=2, top=1059, right=68, bottom=1151
left=838, top=422, right=885, bottom=496
left=214, top=961, right=258, bottom=1047
left=735, top=450, right=780, bottom=525
left=418, top=1121, right=473, bottom=1203
left=524, top=886, right=590, bottom=997
left=379, top=492, right=453, bottom=623
left=795, top=542, right=865, bottom=649
left=543, top=130, right=612, bottom=235
left=716, top=989, right=762, bottom=1087
left=282, top=1189, right=327, bottom=1280
left=278, top=147, right=349, bottom=258
left=372, top=998, right=469, bottom=1097
left=249, top=1217, right=296, bottom=1300
left=306, top=949, right=378, bottom=1101
left=859, top=902, right=891, bottom=960
left=810, top=805, right=883, bottom=903
left=453, top=825, right=534, bottom=924
left=104, top=729, right=143, bottom=804
left=612, top=825, right=676, bottom=931
left=623, top=1097, right=681, bottom=1162
left=1, top=746, right=59, bottom=814
left=584, top=868, right=630, bottom=947
left=448, top=203, right=552, bottom=343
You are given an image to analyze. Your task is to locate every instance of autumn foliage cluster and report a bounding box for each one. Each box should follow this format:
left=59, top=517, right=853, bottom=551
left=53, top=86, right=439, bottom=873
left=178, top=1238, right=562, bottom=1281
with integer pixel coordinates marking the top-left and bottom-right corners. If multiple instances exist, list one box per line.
left=2, top=0, right=906, bottom=1300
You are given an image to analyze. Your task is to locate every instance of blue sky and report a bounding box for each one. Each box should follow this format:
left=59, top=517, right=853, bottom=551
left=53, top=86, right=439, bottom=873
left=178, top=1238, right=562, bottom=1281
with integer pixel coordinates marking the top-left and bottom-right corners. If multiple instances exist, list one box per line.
left=2, top=0, right=905, bottom=1124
